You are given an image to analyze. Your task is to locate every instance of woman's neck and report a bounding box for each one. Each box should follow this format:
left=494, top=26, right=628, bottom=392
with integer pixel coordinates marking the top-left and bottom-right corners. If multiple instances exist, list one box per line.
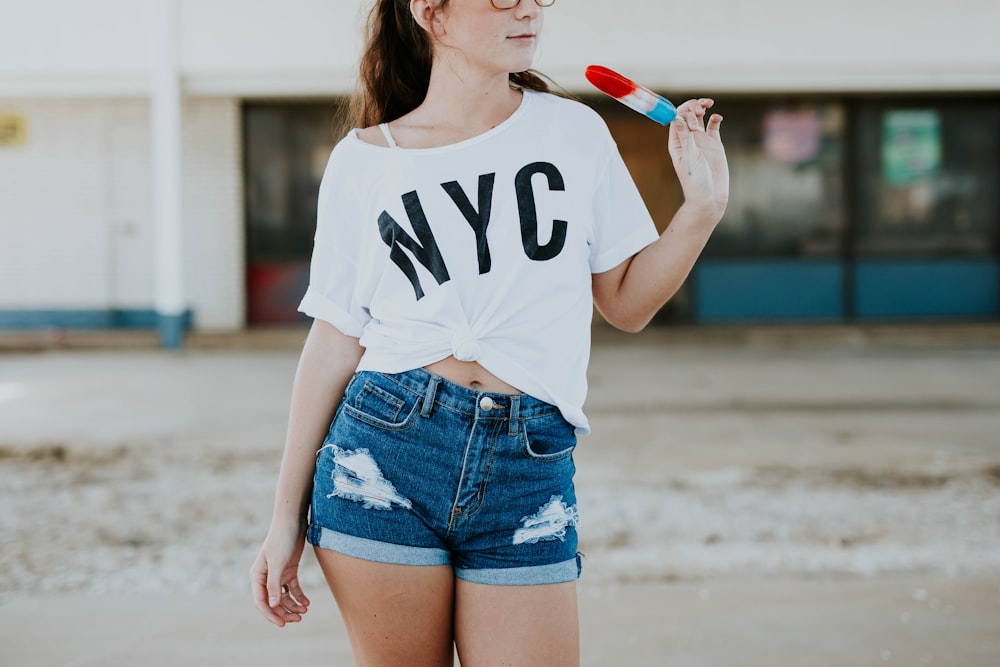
left=411, top=61, right=522, bottom=133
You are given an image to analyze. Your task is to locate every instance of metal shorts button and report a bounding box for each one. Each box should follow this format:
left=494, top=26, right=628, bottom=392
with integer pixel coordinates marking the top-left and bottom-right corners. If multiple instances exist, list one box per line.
left=479, top=396, right=495, bottom=411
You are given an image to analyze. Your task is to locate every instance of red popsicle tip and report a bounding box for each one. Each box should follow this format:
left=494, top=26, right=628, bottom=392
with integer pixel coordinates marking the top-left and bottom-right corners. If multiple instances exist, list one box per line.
left=585, top=65, right=638, bottom=99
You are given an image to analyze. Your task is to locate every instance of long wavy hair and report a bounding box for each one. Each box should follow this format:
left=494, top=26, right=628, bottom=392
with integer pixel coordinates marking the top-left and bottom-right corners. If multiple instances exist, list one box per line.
left=347, top=0, right=555, bottom=128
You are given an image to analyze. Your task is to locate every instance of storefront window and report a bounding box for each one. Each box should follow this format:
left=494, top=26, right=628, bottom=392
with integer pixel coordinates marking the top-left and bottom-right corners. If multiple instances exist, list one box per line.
left=701, top=102, right=844, bottom=257
left=855, top=103, right=1000, bottom=255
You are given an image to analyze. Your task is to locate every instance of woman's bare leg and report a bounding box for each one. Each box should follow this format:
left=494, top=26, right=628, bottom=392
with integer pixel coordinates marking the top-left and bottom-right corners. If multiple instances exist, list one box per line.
left=314, top=548, right=456, bottom=667
left=454, top=580, right=580, bottom=667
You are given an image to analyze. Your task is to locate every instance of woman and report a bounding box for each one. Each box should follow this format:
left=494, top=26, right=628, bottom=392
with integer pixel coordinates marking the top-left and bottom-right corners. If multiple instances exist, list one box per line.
left=250, top=0, right=728, bottom=664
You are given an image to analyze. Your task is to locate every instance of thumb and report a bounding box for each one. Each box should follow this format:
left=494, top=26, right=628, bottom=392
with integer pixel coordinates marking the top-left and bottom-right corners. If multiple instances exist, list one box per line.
left=266, top=567, right=282, bottom=608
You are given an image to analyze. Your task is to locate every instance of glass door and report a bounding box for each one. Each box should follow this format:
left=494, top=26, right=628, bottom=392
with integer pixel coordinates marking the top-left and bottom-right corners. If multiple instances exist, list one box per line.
left=243, top=102, right=345, bottom=324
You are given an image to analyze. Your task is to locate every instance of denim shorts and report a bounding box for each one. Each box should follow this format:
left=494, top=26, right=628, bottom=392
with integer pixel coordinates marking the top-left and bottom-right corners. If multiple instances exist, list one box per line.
left=307, top=368, right=581, bottom=586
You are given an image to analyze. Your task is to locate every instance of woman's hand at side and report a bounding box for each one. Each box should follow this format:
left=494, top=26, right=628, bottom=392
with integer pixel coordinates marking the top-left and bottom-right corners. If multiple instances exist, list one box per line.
left=248, top=319, right=365, bottom=626
left=251, top=522, right=311, bottom=627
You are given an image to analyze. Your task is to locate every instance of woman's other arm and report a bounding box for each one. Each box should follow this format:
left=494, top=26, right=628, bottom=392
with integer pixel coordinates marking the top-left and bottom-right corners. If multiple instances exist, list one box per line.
left=593, top=99, right=729, bottom=333
left=250, top=319, right=364, bottom=626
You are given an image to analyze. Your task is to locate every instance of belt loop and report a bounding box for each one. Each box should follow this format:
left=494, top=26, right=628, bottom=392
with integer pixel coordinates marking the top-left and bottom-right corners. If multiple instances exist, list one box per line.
left=508, top=395, right=521, bottom=436
left=421, top=375, right=441, bottom=418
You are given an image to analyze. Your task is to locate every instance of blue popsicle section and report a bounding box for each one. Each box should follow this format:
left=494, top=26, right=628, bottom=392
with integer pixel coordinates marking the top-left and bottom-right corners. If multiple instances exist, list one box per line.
left=648, top=96, right=677, bottom=125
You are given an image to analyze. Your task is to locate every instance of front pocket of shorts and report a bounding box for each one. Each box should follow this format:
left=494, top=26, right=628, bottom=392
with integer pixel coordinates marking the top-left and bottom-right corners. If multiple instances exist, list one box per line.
left=343, top=376, right=419, bottom=431
left=520, top=414, right=577, bottom=461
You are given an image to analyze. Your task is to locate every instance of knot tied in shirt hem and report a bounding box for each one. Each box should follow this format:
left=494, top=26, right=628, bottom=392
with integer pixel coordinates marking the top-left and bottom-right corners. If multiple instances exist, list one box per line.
left=451, top=331, right=482, bottom=362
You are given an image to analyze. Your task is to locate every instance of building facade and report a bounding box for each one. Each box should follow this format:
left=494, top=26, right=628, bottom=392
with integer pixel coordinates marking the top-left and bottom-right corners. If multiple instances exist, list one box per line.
left=2, top=0, right=998, bottom=341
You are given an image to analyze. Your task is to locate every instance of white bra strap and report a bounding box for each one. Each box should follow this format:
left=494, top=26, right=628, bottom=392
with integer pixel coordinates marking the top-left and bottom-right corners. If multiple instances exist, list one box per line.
left=378, top=122, right=398, bottom=149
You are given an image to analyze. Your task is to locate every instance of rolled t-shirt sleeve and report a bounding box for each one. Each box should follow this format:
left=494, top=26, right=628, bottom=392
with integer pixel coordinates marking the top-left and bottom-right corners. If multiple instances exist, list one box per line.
left=297, top=142, right=371, bottom=338
left=588, top=132, right=660, bottom=274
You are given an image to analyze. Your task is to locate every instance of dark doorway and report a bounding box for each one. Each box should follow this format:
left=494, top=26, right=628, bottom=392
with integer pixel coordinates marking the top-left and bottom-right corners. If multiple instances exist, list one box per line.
left=243, top=101, right=346, bottom=324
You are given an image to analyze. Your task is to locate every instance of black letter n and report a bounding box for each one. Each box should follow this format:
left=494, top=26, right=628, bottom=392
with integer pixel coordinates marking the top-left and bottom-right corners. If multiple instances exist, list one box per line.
left=378, top=191, right=451, bottom=300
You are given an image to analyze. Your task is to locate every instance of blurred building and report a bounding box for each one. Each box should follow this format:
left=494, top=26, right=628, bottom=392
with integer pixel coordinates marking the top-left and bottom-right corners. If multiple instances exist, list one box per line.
left=1, top=0, right=998, bottom=343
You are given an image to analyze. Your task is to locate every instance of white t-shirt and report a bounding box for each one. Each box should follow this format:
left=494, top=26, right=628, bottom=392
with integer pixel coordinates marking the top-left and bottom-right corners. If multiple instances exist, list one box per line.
left=299, top=90, right=659, bottom=434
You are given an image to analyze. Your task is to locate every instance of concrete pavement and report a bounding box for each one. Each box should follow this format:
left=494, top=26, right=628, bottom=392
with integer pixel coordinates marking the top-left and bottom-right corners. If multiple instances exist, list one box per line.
left=1, top=324, right=999, bottom=665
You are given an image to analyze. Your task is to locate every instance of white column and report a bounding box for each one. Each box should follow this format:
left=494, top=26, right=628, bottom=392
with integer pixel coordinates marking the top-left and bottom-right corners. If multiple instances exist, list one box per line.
left=150, top=0, right=186, bottom=349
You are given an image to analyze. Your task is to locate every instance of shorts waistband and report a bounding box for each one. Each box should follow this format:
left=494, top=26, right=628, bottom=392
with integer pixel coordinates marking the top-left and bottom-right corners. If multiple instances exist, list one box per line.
left=361, top=368, right=560, bottom=421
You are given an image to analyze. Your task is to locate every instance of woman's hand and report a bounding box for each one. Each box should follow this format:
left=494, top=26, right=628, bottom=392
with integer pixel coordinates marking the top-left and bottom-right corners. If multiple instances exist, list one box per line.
left=250, top=523, right=311, bottom=627
left=668, top=98, right=729, bottom=221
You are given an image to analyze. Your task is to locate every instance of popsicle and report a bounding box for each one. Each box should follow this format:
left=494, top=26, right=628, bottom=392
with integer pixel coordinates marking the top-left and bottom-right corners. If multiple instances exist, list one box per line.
left=584, top=65, right=677, bottom=125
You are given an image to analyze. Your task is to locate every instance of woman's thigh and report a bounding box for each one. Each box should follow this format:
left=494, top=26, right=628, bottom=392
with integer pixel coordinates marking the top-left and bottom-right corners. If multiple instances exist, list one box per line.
left=313, top=548, right=456, bottom=667
left=454, top=579, right=580, bottom=667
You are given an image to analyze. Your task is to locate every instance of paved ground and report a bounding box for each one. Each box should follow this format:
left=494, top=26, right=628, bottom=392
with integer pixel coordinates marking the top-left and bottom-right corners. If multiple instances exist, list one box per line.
left=1, top=324, right=998, bottom=666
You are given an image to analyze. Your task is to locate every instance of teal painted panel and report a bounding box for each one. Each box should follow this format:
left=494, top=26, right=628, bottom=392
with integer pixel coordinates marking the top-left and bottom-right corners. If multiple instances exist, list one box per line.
left=856, top=259, right=999, bottom=319
left=0, top=310, right=193, bottom=330
left=694, top=260, right=844, bottom=322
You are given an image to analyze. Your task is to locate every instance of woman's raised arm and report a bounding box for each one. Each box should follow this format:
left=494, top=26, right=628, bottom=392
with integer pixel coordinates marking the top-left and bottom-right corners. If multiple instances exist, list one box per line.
left=593, top=98, right=729, bottom=333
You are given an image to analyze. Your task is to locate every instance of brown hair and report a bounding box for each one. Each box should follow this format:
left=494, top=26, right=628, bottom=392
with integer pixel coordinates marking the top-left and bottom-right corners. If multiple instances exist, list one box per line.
left=347, top=0, right=555, bottom=128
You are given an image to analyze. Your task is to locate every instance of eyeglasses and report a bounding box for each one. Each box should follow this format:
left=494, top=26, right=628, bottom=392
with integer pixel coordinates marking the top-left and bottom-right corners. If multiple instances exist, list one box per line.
left=490, top=0, right=555, bottom=9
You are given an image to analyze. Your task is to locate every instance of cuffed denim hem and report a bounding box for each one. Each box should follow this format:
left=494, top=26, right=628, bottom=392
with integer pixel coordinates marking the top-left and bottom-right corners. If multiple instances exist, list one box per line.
left=308, top=524, right=450, bottom=567
left=454, top=555, right=582, bottom=586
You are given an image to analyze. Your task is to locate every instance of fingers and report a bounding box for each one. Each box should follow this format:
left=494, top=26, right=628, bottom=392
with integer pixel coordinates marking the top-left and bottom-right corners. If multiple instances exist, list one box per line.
left=669, top=102, right=723, bottom=158
left=673, top=98, right=714, bottom=130
left=251, top=558, right=309, bottom=627
left=275, top=584, right=307, bottom=624
left=287, top=578, right=311, bottom=610
left=278, top=579, right=310, bottom=616
left=668, top=113, right=700, bottom=176
left=707, top=113, right=724, bottom=139
left=251, top=564, right=288, bottom=627
left=668, top=112, right=690, bottom=154
left=255, top=584, right=307, bottom=627
left=268, top=574, right=307, bottom=623
left=674, top=98, right=710, bottom=116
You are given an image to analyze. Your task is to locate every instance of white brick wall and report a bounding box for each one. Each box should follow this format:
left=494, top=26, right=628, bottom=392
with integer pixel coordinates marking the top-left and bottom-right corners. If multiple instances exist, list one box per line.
left=0, top=97, right=244, bottom=330
left=0, top=99, right=116, bottom=309
left=107, top=102, right=154, bottom=310
left=182, top=98, right=244, bottom=331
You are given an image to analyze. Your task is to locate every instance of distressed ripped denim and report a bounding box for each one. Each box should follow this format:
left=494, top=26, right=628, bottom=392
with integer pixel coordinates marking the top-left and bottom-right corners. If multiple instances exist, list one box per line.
left=307, top=368, right=582, bottom=585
